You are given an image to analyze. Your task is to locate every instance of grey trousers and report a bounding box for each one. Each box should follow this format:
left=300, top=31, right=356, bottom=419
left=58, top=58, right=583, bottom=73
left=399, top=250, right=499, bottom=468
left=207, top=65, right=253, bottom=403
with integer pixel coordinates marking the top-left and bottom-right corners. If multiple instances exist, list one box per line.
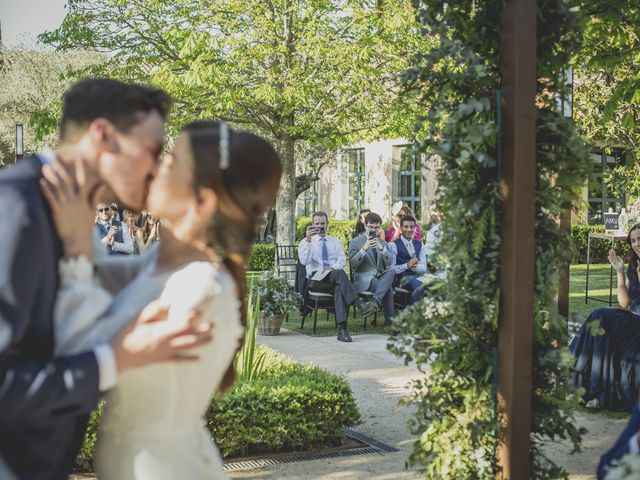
left=308, top=269, right=358, bottom=325
left=368, top=270, right=395, bottom=323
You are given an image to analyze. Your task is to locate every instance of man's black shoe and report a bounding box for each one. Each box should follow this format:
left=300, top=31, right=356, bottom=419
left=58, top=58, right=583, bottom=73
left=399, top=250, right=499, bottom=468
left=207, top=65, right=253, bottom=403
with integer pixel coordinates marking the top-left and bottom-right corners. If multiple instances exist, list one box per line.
left=359, top=301, right=377, bottom=317
left=337, top=326, right=353, bottom=343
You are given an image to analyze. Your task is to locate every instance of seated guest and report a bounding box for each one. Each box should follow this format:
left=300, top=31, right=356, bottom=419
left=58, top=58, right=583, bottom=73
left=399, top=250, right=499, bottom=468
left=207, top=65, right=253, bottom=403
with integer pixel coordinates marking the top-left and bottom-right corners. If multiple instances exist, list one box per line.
left=353, top=208, right=384, bottom=240
left=110, top=201, right=123, bottom=222
left=94, top=202, right=134, bottom=255
left=386, top=202, right=421, bottom=243
left=389, top=215, right=427, bottom=304
left=349, top=212, right=395, bottom=325
left=298, top=211, right=377, bottom=343
left=571, top=223, right=640, bottom=411
left=139, top=214, right=161, bottom=253
left=597, top=402, right=640, bottom=478
left=424, top=204, right=442, bottom=260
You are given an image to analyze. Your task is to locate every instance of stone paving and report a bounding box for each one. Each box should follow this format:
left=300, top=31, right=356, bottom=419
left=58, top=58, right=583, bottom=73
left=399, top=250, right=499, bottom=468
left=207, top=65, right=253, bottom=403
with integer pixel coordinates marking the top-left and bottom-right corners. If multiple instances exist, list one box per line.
left=229, top=328, right=629, bottom=480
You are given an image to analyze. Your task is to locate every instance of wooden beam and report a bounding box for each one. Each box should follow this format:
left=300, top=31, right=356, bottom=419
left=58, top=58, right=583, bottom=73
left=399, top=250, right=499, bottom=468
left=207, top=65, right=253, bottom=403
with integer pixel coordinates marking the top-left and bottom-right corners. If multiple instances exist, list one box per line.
left=497, top=0, right=537, bottom=478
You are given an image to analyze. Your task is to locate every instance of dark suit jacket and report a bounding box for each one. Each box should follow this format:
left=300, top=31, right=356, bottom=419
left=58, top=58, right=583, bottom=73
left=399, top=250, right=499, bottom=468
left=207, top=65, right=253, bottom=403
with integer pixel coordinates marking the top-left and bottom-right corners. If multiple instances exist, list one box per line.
left=0, top=156, right=100, bottom=480
left=598, top=404, right=640, bottom=479
left=95, top=219, right=127, bottom=255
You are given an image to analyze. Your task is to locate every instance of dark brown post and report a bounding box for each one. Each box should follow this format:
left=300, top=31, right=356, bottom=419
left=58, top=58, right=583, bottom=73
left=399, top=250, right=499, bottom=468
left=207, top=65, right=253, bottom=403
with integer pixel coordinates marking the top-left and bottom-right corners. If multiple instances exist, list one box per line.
left=497, top=0, right=536, bottom=478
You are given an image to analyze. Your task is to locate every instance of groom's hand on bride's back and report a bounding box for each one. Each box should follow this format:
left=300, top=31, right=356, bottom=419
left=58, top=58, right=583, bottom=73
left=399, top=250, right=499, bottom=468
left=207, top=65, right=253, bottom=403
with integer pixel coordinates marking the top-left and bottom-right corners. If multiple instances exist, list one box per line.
left=111, top=299, right=213, bottom=373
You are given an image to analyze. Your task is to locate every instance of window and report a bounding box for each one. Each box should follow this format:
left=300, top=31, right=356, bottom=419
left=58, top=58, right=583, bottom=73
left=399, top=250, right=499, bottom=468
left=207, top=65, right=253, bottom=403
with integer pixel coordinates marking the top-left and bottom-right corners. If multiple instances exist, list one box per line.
left=588, top=149, right=626, bottom=225
left=298, top=179, right=318, bottom=217
left=398, top=145, right=422, bottom=219
left=344, top=148, right=365, bottom=218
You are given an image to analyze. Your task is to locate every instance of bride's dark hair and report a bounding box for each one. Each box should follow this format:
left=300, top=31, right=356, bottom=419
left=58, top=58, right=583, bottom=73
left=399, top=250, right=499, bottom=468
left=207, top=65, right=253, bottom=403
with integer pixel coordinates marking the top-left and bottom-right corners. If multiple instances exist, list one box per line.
left=183, top=120, right=282, bottom=391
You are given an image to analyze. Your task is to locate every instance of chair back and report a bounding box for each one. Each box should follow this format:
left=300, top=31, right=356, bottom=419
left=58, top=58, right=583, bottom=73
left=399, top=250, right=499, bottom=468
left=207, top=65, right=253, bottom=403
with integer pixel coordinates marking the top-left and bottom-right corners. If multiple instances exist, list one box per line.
left=275, top=244, right=298, bottom=282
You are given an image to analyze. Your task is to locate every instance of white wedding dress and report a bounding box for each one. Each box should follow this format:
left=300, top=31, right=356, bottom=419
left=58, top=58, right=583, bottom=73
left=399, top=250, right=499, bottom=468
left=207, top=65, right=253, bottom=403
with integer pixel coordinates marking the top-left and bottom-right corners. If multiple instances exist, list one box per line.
left=54, top=249, right=243, bottom=480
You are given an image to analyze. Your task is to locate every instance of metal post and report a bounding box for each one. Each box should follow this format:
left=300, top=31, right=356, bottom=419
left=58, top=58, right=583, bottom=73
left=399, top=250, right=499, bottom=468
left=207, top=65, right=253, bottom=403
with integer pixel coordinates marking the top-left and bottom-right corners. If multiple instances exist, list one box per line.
left=558, top=210, right=571, bottom=319
left=558, top=66, right=574, bottom=320
left=14, top=124, right=24, bottom=162
left=497, top=0, right=536, bottom=477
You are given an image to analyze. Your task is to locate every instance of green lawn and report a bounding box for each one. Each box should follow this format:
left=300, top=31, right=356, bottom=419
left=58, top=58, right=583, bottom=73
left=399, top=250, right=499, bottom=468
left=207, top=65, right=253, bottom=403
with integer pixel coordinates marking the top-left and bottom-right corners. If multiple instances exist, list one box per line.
left=569, top=263, right=617, bottom=320
left=281, top=308, right=394, bottom=337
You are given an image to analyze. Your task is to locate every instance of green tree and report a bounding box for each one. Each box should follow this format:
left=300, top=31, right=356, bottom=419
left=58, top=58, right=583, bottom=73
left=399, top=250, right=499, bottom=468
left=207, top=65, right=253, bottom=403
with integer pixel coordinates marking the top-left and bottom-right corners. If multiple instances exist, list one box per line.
left=389, top=0, right=588, bottom=477
left=0, top=47, right=101, bottom=165
left=574, top=1, right=640, bottom=201
left=42, top=0, right=422, bottom=243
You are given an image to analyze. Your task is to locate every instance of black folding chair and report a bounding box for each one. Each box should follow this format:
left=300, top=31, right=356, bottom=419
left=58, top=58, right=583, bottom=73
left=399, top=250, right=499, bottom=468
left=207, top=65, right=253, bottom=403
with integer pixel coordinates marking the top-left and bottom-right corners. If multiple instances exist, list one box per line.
left=274, top=244, right=298, bottom=283
left=296, top=261, right=337, bottom=334
left=349, top=270, right=377, bottom=329
left=393, top=283, right=411, bottom=311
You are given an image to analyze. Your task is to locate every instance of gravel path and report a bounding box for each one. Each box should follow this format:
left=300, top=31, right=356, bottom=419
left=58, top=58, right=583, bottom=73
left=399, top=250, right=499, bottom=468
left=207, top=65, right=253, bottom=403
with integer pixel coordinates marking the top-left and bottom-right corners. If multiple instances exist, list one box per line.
left=228, top=328, right=630, bottom=480
left=228, top=329, right=423, bottom=480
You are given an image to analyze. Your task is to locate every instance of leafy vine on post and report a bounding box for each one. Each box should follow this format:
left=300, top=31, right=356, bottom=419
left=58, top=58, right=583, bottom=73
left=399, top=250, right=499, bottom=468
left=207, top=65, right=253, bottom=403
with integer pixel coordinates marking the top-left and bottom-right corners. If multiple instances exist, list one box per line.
left=389, top=0, right=589, bottom=478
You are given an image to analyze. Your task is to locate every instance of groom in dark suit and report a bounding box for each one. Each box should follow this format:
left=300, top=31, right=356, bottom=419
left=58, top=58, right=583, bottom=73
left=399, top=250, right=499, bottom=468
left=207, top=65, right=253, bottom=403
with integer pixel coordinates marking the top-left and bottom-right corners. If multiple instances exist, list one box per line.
left=0, top=78, right=212, bottom=480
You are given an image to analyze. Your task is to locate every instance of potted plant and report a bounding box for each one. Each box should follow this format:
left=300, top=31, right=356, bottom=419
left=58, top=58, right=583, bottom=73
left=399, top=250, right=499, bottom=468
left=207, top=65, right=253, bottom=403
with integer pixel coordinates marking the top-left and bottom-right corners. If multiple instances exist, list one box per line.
left=253, top=271, right=302, bottom=335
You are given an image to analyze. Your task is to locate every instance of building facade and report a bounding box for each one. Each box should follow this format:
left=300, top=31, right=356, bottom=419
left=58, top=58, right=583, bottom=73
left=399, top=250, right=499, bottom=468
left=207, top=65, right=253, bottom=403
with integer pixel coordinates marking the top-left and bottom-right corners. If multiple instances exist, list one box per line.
left=296, top=141, right=628, bottom=226
left=297, top=139, right=439, bottom=223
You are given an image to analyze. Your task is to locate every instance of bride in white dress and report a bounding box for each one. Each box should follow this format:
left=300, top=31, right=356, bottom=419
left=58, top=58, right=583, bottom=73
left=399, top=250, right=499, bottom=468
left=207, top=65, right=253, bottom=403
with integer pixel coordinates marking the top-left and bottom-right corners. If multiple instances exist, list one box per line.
left=40, top=121, right=282, bottom=480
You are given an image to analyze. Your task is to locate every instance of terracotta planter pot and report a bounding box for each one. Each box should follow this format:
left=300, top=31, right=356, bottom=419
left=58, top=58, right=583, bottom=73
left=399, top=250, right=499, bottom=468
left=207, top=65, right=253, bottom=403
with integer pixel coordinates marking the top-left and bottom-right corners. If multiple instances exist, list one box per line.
left=258, top=313, right=285, bottom=335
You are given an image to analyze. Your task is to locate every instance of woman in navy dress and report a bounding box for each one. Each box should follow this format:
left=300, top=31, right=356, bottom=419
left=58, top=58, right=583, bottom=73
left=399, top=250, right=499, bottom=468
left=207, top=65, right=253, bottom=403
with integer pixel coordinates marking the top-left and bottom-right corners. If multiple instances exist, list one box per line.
left=571, top=223, right=640, bottom=411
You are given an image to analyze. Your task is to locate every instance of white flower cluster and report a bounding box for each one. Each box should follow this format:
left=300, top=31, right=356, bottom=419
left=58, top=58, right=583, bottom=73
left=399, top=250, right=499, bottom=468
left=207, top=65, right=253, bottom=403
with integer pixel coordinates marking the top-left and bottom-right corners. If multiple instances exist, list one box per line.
left=420, top=299, right=453, bottom=320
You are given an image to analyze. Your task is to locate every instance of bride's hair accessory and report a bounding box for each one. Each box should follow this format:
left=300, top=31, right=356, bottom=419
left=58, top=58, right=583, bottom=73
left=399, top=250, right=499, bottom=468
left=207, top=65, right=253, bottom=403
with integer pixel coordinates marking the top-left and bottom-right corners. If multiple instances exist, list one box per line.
left=219, top=122, right=230, bottom=170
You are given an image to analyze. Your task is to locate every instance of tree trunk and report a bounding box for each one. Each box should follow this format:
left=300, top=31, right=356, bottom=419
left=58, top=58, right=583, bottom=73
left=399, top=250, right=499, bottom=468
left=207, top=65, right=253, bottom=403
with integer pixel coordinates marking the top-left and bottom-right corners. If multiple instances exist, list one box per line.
left=275, top=134, right=296, bottom=245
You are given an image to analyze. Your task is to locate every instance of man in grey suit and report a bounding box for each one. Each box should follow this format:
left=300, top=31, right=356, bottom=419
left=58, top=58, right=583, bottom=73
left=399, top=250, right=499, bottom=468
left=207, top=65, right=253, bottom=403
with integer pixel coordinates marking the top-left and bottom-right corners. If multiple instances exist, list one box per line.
left=349, top=212, right=395, bottom=325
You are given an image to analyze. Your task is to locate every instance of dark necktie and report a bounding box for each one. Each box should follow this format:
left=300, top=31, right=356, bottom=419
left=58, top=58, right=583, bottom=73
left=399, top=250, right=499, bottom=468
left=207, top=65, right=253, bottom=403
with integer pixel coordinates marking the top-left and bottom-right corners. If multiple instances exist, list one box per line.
left=321, top=237, right=330, bottom=268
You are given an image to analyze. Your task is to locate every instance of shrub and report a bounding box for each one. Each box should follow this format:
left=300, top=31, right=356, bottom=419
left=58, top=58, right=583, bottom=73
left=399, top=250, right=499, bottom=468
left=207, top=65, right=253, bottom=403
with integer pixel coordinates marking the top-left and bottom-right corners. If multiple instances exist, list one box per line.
left=234, top=288, right=265, bottom=384
left=296, top=216, right=392, bottom=249
left=252, top=271, right=303, bottom=316
left=248, top=243, right=275, bottom=271
left=570, top=223, right=629, bottom=263
left=75, top=346, right=360, bottom=469
left=207, top=345, right=361, bottom=457
left=75, top=401, right=103, bottom=472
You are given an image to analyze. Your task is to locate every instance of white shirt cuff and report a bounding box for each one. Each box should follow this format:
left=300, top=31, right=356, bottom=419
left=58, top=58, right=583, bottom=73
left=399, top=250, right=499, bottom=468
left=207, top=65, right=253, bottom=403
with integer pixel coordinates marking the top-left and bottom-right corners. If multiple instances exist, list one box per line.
left=629, top=433, right=640, bottom=454
left=93, top=343, right=118, bottom=392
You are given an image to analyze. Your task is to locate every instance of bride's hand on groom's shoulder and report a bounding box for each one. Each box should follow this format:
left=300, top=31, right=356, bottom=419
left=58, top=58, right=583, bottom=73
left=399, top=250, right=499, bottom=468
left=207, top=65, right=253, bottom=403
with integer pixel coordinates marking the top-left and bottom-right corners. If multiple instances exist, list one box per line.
left=111, top=299, right=214, bottom=373
left=40, top=158, right=94, bottom=258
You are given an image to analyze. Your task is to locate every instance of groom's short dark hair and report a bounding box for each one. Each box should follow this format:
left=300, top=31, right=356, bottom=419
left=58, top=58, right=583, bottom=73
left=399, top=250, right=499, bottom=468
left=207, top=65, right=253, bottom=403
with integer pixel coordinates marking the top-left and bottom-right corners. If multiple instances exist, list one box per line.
left=60, top=78, right=171, bottom=141
left=364, top=212, right=382, bottom=225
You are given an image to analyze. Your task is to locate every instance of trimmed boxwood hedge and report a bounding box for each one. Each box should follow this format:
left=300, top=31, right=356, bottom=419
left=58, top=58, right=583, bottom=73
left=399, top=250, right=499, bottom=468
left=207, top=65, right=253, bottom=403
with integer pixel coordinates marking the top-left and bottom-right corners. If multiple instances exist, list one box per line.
left=571, top=223, right=630, bottom=263
left=75, top=346, right=360, bottom=470
left=247, top=243, right=276, bottom=271
left=207, top=345, right=361, bottom=457
left=295, top=216, right=356, bottom=246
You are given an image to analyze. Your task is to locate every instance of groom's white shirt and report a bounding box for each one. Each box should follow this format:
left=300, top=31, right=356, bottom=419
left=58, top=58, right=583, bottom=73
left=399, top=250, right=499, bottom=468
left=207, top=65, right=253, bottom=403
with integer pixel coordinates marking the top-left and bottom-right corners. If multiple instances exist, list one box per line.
left=38, top=149, right=117, bottom=393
